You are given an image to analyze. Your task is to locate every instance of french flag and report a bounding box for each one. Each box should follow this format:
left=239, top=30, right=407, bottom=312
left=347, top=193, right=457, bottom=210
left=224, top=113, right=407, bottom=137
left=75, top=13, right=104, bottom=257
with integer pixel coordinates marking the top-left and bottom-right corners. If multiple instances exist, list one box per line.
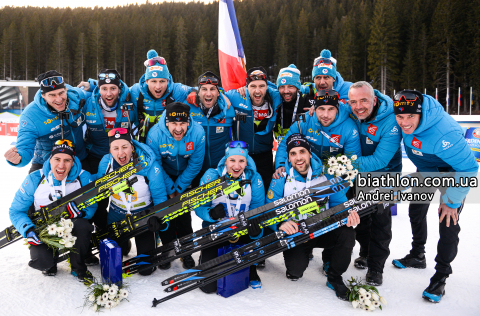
left=218, top=0, right=247, bottom=91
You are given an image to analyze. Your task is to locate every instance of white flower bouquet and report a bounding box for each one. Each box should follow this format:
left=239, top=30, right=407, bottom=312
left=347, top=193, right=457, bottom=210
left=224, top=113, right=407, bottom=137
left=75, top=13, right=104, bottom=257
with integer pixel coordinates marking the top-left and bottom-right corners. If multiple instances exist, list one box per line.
left=84, top=281, right=129, bottom=312
left=326, top=154, right=359, bottom=186
left=346, top=277, right=386, bottom=311
left=24, top=218, right=77, bottom=255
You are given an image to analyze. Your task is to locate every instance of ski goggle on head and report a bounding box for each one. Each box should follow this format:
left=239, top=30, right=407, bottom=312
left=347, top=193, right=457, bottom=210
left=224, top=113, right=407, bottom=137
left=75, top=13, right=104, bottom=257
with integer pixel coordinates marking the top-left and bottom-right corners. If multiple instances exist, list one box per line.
left=313, top=57, right=334, bottom=67
left=107, top=128, right=129, bottom=137
left=226, top=140, right=249, bottom=150
left=54, top=139, right=76, bottom=149
left=199, top=76, right=219, bottom=86
left=98, top=73, right=118, bottom=80
left=40, top=76, right=64, bottom=88
left=144, top=57, right=167, bottom=67
left=393, top=91, right=422, bottom=102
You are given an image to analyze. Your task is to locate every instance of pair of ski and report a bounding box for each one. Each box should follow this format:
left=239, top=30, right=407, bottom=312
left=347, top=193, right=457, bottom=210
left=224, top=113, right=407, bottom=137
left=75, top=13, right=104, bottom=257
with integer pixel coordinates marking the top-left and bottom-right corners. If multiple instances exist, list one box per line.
left=152, top=194, right=400, bottom=306
left=0, top=159, right=146, bottom=249
left=122, top=175, right=350, bottom=275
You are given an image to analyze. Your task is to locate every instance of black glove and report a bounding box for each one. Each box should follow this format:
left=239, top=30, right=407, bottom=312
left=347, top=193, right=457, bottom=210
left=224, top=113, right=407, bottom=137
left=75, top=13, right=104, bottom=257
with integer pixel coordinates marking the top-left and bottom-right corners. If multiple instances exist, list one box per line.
left=247, top=216, right=262, bottom=238
left=147, top=217, right=168, bottom=232
left=209, top=204, right=226, bottom=220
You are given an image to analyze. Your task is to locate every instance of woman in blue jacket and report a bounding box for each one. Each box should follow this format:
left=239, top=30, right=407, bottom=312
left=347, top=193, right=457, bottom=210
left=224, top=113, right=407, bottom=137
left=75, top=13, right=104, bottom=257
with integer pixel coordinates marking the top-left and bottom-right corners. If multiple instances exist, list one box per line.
left=195, top=141, right=265, bottom=293
left=96, top=128, right=168, bottom=275
left=9, top=140, right=97, bottom=283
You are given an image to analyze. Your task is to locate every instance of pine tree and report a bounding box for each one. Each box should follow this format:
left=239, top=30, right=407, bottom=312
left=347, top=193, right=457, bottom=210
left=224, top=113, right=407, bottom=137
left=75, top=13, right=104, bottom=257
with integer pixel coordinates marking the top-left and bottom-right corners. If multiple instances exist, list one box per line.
left=47, top=26, right=69, bottom=81
left=174, top=16, right=188, bottom=84
left=367, top=0, right=400, bottom=93
left=74, top=32, right=86, bottom=84
left=88, top=21, right=104, bottom=78
left=193, top=36, right=209, bottom=77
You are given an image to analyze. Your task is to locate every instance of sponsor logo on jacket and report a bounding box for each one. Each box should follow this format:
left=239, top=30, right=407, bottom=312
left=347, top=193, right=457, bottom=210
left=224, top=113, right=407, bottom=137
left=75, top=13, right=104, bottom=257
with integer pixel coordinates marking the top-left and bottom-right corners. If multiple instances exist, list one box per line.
left=412, top=137, right=422, bottom=149
left=186, top=141, right=194, bottom=151
left=367, top=124, right=378, bottom=136
left=331, top=134, right=341, bottom=143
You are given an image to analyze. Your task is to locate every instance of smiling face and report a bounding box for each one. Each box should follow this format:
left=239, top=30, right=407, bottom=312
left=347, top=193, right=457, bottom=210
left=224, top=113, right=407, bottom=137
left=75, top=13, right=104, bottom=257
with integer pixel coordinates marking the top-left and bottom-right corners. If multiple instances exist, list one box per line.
left=42, top=88, right=68, bottom=112
left=315, top=105, right=338, bottom=127
left=314, top=75, right=335, bottom=91
left=247, top=80, right=268, bottom=106
left=225, top=155, right=247, bottom=178
left=110, top=139, right=133, bottom=166
left=395, top=113, right=421, bottom=134
left=288, top=147, right=312, bottom=176
left=50, top=153, right=74, bottom=181
left=278, top=85, right=298, bottom=103
left=99, top=84, right=120, bottom=107
left=167, top=121, right=189, bottom=141
left=348, top=86, right=377, bottom=120
left=146, top=78, right=169, bottom=99
left=198, top=84, right=219, bottom=108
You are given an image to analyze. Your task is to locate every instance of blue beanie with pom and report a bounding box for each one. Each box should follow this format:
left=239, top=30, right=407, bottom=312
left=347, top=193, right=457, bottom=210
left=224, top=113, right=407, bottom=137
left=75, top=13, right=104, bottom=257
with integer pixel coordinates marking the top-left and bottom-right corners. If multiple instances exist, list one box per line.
left=276, top=64, right=301, bottom=90
left=145, top=49, right=170, bottom=80
left=312, top=49, right=337, bottom=80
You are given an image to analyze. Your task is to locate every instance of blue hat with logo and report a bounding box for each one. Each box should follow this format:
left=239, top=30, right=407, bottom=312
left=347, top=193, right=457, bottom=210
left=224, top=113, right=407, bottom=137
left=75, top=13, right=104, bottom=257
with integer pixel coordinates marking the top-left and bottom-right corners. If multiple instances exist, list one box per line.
left=145, top=49, right=170, bottom=80
left=276, top=64, right=301, bottom=90
left=312, top=49, right=337, bottom=80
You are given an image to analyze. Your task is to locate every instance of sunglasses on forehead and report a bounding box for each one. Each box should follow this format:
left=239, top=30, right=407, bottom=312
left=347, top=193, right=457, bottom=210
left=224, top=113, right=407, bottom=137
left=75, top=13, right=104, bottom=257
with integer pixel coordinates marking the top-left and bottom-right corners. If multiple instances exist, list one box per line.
left=313, top=57, right=334, bottom=67
left=40, top=76, right=64, bottom=88
left=227, top=140, right=249, bottom=150
left=54, top=139, right=75, bottom=148
left=394, top=92, right=420, bottom=102
left=315, top=89, right=338, bottom=98
left=199, top=77, right=219, bottom=85
left=247, top=73, right=266, bottom=82
left=144, top=57, right=167, bottom=67
left=107, top=128, right=129, bottom=137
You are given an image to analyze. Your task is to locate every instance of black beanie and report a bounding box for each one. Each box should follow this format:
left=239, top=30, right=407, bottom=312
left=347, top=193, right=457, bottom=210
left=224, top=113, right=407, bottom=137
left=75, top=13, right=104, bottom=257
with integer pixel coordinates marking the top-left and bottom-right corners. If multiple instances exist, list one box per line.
left=38, top=70, right=65, bottom=94
left=166, top=102, right=190, bottom=123
left=246, top=67, right=267, bottom=86
left=51, top=139, right=75, bottom=159
left=393, top=90, right=423, bottom=115
left=98, top=69, right=122, bottom=88
left=314, top=89, right=339, bottom=109
left=286, top=133, right=311, bottom=155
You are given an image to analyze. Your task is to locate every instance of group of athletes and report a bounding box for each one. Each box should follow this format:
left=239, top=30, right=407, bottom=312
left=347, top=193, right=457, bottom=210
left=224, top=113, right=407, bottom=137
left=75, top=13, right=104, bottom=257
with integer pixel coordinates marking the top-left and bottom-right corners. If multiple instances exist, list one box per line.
left=5, top=47, right=478, bottom=303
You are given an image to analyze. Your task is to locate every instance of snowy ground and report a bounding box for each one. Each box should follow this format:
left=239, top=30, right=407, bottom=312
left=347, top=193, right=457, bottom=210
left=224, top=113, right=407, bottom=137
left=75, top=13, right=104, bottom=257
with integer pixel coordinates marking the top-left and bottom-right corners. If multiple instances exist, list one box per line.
left=0, top=135, right=479, bottom=316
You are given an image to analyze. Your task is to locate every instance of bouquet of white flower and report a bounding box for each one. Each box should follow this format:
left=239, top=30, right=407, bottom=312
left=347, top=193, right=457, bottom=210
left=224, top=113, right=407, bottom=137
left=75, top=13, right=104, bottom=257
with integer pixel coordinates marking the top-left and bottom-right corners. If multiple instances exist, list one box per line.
left=24, top=218, right=77, bottom=255
left=326, top=154, right=359, bottom=186
left=346, top=277, right=386, bottom=311
left=84, top=281, right=129, bottom=312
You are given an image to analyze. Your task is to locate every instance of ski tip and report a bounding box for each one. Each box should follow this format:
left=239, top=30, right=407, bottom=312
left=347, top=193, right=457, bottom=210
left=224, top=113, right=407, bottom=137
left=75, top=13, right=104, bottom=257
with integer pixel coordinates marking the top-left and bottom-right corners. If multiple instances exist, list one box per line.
left=178, top=269, right=201, bottom=275
left=136, top=261, right=152, bottom=266
left=183, top=276, right=204, bottom=282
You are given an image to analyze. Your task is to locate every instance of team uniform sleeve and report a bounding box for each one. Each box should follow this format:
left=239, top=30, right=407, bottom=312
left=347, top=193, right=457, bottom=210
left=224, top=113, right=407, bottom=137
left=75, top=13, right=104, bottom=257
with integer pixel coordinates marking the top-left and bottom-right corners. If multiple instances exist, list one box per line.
left=79, top=171, right=97, bottom=220
left=194, top=170, right=219, bottom=223
left=9, top=173, right=39, bottom=237
left=94, top=155, right=110, bottom=180
left=327, top=173, right=349, bottom=207
left=434, top=132, right=479, bottom=208
left=357, top=117, right=402, bottom=172
left=266, top=176, right=287, bottom=232
left=343, top=121, right=363, bottom=159
left=172, top=83, right=196, bottom=103
left=10, top=114, right=39, bottom=168
left=146, top=127, right=162, bottom=166
left=173, top=128, right=206, bottom=193
left=147, top=161, right=168, bottom=205
left=275, top=122, right=300, bottom=169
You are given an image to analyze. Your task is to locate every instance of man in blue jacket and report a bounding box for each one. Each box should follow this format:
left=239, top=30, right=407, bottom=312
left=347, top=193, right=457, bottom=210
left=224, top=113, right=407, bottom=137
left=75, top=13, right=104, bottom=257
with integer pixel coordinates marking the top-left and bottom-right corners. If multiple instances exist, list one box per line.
left=9, top=140, right=97, bottom=283
left=267, top=134, right=360, bottom=301
left=274, top=89, right=362, bottom=177
left=130, top=49, right=195, bottom=142
left=82, top=69, right=138, bottom=174
left=146, top=102, right=206, bottom=268
left=392, top=90, right=478, bottom=303
left=225, top=67, right=282, bottom=192
left=187, top=71, right=235, bottom=186
left=4, top=71, right=88, bottom=174
left=343, top=81, right=403, bottom=286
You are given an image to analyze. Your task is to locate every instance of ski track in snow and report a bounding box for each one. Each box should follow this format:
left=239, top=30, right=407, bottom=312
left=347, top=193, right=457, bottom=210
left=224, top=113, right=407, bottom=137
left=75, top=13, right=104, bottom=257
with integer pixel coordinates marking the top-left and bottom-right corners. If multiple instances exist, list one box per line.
left=0, top=136, right=478, bottom=316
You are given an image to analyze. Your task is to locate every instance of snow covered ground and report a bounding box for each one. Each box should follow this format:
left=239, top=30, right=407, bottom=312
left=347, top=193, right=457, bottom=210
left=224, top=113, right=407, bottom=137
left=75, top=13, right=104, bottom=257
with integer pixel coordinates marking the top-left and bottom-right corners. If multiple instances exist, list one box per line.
left=0, top=135, right=479, bottom=316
